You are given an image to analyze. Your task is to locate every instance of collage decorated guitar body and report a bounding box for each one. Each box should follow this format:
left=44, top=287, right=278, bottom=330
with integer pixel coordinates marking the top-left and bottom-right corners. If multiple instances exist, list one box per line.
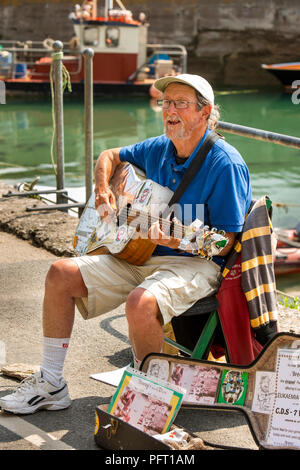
left=73, top=163, right=228, bottom=265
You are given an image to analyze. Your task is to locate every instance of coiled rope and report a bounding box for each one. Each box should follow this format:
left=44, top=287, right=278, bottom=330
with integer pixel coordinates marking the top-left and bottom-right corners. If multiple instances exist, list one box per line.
left=49, top=51, right=72, bottom=176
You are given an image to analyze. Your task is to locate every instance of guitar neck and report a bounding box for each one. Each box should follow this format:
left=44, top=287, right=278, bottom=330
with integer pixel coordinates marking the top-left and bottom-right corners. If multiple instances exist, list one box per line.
left=118, top=204, right=186, bottom=239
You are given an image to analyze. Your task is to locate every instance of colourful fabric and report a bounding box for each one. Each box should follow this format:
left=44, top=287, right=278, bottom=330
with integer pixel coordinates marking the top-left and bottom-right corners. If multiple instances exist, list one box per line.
left=217, top=255, right=263, bottom=365
left=222, top=196, right=278, bottom=330
left=217, top=196, right=278, bottom=363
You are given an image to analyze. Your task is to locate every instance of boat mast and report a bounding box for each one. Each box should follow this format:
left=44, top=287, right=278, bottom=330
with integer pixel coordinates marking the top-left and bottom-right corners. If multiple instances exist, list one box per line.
left=92, top=0, right=97, bottom=18
left=104, top=0, right=113, bottom=18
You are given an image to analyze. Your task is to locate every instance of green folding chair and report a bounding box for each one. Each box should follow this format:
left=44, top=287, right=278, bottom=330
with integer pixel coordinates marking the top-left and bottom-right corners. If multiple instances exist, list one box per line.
left=164, top=295, right=227, bottom=360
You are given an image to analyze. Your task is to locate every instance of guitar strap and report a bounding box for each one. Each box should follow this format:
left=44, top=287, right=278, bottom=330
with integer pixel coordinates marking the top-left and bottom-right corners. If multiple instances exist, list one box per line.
left=163, top=130, right=220, bottom=217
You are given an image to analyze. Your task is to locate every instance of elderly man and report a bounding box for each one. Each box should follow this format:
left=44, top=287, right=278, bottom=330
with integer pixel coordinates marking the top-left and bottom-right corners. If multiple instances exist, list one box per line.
left=0, top=74, right=252, bottom=414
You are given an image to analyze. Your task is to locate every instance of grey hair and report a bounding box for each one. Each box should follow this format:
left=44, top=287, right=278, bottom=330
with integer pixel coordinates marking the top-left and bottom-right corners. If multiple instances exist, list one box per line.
left=196, top=91, right=220, bottom=130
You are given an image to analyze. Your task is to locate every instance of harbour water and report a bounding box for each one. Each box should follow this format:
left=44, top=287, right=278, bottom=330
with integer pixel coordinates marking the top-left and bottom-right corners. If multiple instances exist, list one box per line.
left=0, top=88, right=299, bottom=293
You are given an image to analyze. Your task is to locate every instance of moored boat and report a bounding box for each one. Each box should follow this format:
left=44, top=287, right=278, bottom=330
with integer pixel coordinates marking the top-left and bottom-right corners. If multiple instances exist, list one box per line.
left=275, top=247, right=300, bottom=275
left=261, top=62, right=300, bottom=92
left=274, top=224, right=300, bottom=248
left=0, top=0, right=187, bottom=96
left=274, top=224, right=300, bottom=275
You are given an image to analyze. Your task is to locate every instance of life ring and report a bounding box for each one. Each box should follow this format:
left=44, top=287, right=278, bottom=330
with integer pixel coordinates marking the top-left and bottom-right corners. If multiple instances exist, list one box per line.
left=69, top=36, right=80, bottom=50
left=43, top=38, right=54, bottom=50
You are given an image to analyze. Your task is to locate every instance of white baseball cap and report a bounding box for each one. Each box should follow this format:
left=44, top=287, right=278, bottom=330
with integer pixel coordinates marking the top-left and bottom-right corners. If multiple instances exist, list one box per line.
left=154, top=73, right=214, bottom=105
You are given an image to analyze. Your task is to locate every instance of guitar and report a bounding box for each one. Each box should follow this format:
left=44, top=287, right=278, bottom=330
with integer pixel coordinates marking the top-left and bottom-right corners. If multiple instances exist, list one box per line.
left=73, top=163, right=228, bottom=265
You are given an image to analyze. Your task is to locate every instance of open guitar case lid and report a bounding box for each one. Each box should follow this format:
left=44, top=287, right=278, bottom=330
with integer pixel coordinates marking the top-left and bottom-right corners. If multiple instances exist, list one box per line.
left=94, top=333, right=300, bottom=451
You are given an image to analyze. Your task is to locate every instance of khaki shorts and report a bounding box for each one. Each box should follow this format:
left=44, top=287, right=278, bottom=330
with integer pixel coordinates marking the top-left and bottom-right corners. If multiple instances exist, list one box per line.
left=74, top=254, right=221, bottom=325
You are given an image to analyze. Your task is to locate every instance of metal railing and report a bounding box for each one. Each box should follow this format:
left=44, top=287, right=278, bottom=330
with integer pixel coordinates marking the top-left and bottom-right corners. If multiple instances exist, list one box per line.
left=2, top=41, right=94, bottom=216
left=217, top=121, right=300, bottom=150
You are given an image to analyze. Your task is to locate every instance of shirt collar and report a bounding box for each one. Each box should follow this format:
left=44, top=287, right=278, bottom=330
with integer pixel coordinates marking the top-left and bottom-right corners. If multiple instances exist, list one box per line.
left=168, top=127, right=212, bottom=169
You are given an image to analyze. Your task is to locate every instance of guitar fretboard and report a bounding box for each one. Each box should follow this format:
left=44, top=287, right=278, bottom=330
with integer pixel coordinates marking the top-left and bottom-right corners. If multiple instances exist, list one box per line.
left=117, top=204, right=186, bottom=239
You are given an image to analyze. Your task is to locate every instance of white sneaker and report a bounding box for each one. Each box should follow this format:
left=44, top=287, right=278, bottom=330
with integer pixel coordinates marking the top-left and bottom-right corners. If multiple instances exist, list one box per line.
left=0, top=371, right=71, bottom=415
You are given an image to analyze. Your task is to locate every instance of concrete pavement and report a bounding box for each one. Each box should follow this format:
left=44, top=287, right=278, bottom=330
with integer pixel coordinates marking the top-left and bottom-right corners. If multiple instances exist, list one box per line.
left=0, top=230, right=132, bottom=450
left=0, top=230, right=259, bottom=451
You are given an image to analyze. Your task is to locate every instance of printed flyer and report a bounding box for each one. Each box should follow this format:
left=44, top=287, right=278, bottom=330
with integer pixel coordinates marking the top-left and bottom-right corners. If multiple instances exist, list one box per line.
left=107, top=367, right=185, bottom=436
left=251, top=371, right=276, bottom=415
left=169, top=363, right=221, bottom=405
left=265, top=348, right=300, bottom=449
left=217, top=369, right=248, bottom=406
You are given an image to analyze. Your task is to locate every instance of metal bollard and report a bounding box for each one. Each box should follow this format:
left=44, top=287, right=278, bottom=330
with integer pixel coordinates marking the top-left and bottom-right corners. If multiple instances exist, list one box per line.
left=52, top=40, right=66, bottom=208
left=83, top=48, right=94, bottom=203
left=0, top=80, right=5, bottom=104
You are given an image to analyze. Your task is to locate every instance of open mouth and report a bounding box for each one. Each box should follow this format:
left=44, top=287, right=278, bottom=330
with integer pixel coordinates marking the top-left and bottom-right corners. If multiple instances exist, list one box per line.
left=164, top=116, right=185, bottom=138
left=166, top=118, right=182, bottom=127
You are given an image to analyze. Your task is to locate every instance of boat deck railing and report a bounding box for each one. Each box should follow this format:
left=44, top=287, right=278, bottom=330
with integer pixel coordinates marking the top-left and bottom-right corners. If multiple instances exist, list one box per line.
left=128, top=43, right=187, bottom=82
left=0, top=40, right=187, bottom=81
left=0, top=40, right=79, bottom=79
left=146, top=43, right=187, bottom=72
left=0, top=40, right=72, bottom=50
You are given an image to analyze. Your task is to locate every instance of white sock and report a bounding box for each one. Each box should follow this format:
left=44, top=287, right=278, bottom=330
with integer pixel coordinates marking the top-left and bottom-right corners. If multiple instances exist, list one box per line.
left=41, top=337, right=70, bottom=387
left=133, top=354, right=141, bottom=370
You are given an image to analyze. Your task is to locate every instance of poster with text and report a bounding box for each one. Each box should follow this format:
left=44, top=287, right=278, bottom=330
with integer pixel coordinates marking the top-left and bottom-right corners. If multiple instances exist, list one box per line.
left=266, top=348, right=300, bottom=449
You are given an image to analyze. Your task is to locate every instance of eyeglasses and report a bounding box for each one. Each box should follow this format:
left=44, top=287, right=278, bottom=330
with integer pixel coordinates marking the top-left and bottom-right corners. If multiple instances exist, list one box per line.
left=156, top=99, right=198, bottom=109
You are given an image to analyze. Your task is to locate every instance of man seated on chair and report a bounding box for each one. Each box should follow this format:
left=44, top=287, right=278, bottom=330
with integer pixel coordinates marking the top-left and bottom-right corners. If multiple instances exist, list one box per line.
left=0, top=74, right=252, bottom=415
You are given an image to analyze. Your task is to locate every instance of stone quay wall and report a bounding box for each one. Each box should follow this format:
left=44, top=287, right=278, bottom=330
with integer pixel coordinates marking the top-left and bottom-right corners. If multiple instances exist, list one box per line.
left=0, top=0, right=299, bottom=85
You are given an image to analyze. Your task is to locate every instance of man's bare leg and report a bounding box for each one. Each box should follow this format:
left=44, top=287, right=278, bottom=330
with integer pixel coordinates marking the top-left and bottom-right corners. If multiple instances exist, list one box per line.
left=40, top=259, right=88, bottom=386
left=125, top=287, right=164, bottom=363
left=43, top=259, right=88, bottom=338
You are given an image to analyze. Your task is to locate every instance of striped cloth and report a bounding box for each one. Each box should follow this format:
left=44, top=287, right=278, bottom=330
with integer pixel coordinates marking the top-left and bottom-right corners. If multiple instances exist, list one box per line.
left=222, top=196, right=278, bottom=332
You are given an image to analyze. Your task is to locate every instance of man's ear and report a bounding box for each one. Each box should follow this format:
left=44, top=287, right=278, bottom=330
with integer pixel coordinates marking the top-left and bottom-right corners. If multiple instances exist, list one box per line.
left=200, top=104, right=212, bottom=120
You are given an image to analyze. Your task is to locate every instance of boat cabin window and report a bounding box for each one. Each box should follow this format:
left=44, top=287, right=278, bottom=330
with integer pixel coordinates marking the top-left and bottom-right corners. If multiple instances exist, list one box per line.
left=105, top=27, right=120, bottom=48
left=83, top=27, right=99, bottom=46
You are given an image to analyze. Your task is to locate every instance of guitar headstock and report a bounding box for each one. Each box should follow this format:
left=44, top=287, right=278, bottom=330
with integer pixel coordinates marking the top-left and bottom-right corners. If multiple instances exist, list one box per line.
left=179, top=221, right=229, bottom=258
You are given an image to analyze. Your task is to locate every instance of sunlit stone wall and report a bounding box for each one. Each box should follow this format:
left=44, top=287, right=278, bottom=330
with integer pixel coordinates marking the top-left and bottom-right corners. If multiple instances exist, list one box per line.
left=0, top=0, right=299, bottom=85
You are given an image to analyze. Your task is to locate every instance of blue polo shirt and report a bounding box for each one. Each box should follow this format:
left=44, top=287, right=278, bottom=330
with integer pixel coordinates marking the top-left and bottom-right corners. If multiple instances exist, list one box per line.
left=119, top=128, right=252, bottom=267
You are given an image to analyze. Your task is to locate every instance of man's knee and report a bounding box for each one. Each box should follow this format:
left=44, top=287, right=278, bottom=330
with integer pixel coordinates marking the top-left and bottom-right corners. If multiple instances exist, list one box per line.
left=126, top=288, right=161, bottom=324
left=45, top=259, right=87, bottom=296
left=46, top=259, right=73, bottom=284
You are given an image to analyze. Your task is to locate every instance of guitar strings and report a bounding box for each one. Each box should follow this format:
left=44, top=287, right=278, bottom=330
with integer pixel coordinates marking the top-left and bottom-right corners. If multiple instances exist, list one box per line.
left=118, top=204, right=187, bottom=237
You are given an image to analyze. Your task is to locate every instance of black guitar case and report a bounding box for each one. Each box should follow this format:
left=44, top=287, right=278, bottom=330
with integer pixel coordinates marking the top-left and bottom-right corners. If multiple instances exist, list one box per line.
left=94, top=333, right=300, bottom=451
